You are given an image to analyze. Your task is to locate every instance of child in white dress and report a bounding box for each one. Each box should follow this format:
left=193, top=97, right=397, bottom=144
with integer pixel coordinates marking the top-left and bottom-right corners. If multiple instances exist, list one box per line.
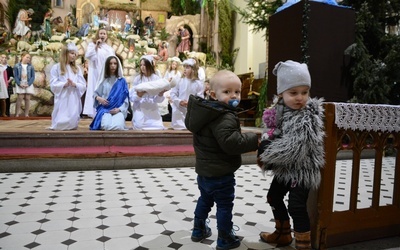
left=83, top=28, right=115, bottom=118
left=159, top=57, right=182, bottom=119
left=49, top=43, right=86, bottom=130
left=130, top=55, right=168, bottom=130
left=170, top=58, right=204, bottom=130
left=163, top=57, right=182, bottom=84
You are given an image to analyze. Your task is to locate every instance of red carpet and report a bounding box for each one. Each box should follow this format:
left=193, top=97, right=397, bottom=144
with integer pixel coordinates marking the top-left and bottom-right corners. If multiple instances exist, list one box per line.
left=0, top=145, right=194, bottom=159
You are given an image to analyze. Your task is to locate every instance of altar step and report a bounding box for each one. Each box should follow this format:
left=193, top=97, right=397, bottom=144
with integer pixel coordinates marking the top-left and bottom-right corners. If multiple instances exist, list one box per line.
left=0, top=118, right=262, bottom=172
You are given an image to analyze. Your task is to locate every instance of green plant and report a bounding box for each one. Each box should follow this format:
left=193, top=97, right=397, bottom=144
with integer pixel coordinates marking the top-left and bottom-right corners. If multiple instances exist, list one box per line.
left=234, top=0, right=283, bottom=39
left=159, top=27, right=170, bottom=41
left=127, top=58, right=135, bottom=64
left=341, top=0, right=400, bottom=104
left=218, top=0, right=234, bottom=68
left=205, top=50, right=216, bottom=66
left=255, top=77, right=268, bottom=127
left=171, top=0, right=202, bottom=15
left=207, top=0, right=215, bottom=20
left=133, top=57, right=141, bottom=70
left=346, top=2, right=392, bottom=104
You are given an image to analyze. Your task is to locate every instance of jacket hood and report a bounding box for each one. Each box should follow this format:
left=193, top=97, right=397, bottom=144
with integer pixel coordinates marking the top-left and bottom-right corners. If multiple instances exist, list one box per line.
left=185, top=95, right=236, bottom=133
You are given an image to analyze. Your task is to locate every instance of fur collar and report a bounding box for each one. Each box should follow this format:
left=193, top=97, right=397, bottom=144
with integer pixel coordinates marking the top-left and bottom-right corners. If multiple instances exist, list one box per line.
left=260, top=97, right=325, bottom=189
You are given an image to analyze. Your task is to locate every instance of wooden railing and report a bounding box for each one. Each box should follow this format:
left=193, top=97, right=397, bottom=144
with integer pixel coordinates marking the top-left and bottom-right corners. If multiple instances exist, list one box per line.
left=309, top=103, right=400, bottom=249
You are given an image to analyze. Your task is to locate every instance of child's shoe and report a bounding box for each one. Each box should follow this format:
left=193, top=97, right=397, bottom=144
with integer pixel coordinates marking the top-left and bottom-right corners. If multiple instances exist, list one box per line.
left=294, top=231, right=311, bottom=250
left=259, top=220, right=293, bottom=247
left=191, top=217, right=212, bottom=242
left=216, top=229, right=240, bottom=250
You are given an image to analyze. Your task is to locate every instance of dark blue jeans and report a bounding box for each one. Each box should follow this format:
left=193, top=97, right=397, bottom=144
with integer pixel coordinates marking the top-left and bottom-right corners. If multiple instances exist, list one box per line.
left=194, top=174, right=235, bottom=232
left=267, top=177, right=310, bottom=232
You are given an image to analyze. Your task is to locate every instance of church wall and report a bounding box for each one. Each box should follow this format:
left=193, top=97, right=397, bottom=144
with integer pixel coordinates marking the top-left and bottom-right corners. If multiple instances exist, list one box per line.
left=232, top=0, right=267, bottom=79
left=52, top=0, right=76, bottom=21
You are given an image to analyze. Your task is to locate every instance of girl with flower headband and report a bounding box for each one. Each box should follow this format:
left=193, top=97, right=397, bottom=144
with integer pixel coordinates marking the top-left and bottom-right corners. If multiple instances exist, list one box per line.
left=49, top=43, right=86, bottom=130
left=164, top=57, right=182, bottom=86
left=129, top=55, right=168, bottom=130
left=169, top=58, right=204, bottom=130
left=90, top=55, right=129, bottom=130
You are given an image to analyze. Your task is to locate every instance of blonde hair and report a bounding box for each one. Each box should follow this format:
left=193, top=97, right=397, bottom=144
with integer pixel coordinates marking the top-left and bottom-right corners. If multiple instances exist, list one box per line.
left=167, top=61, right=179, bottom=74
left=183, top=59, right=199, bottom=80
left=209, top=70, right=240, bottom=91
left=20, top=52, right=30, bottom=63
left=59, top=46, right=78, bottom=75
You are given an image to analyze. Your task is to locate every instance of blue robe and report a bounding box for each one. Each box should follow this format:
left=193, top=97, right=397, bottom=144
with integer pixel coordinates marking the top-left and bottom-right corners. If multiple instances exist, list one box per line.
left=90, top=78, right=129, bottom=130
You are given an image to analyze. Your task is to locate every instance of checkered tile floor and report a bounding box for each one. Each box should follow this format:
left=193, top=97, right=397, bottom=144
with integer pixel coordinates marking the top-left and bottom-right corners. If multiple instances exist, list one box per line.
left=333, top=157, right=396, bottom=211
left=0, top=159, right=398, bottom=250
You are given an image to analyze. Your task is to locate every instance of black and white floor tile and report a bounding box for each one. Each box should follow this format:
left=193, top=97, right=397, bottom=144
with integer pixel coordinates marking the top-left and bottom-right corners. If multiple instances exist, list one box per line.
left=333, top=157, right=396, bottom=211
left=0, top=158, right=398, bottom=250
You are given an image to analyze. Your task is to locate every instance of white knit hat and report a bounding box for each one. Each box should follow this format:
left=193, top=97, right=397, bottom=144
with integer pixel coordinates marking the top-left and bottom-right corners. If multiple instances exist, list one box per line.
left=273, top=60, right=311, bottom=94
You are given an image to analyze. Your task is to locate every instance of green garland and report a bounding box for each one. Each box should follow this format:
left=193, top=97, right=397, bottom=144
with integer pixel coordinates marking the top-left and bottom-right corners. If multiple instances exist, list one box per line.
left=255, top=77, right=268, bottom=127
left=218, top=0, right=233, bottom=68
left=301, top=0, right=310, bottom=64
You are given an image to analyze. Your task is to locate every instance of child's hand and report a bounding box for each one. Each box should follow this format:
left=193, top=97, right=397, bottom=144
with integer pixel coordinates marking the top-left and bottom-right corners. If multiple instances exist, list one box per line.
left=67, top=78, right=76, bottom=87
left=137, top=91, right=146, bottom=97
left=179, top=100, right=188, bottom=107
left=97, top=97, right=109, bottom=106
left=110, top=108, right=120, bottom=115
left=257, top=157, right=263, bottom=168
left=158, top=89, right=167, bottom=96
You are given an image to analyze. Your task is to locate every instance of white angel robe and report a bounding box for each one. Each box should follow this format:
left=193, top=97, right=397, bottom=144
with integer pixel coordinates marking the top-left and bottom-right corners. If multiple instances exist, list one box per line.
left=198, top=67, right=206, bottom=82
left=170, top=77, right=204, bottom=130
left=159, top=70, right=181, bottom=116
left=129, top=73, right=166, bottom=130
left=50, top=64, right=86, bottom=130
left=83, top=41, right=115, bottom=117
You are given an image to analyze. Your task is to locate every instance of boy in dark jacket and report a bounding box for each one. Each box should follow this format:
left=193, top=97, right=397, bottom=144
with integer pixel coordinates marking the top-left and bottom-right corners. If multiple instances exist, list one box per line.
left=185, top=70, right=259, bottom=250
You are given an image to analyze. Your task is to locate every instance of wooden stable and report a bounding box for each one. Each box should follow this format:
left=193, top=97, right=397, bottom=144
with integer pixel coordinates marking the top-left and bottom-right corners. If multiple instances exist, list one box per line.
left=309, top=103, right=400, bottom=249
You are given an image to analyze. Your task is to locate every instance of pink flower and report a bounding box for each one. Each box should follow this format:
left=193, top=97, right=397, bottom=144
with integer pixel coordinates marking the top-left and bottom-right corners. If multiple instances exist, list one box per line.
left=267, top=128, right=275, bottom=137
left=263, top=108, right=276, bottom=128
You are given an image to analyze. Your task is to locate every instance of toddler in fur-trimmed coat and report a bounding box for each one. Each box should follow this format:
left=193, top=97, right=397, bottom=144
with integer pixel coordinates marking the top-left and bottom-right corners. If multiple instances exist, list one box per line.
left=257, top=60, right=325, bottom=250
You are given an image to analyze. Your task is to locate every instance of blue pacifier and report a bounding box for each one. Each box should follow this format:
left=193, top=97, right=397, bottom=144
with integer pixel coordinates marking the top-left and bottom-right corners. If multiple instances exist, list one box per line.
left=228, top=99, right=240, bottom=108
